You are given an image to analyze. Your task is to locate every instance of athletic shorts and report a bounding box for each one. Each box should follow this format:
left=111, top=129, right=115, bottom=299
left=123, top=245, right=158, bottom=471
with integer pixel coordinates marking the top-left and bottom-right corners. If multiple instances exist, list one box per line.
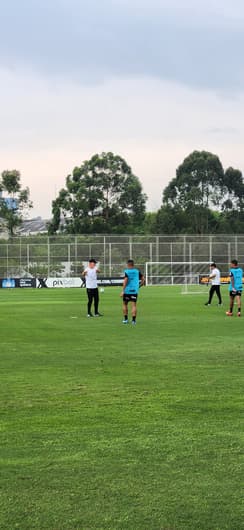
left=230, top=290, right=242, bottom=297
left=123, top=293, right=138, bottom=303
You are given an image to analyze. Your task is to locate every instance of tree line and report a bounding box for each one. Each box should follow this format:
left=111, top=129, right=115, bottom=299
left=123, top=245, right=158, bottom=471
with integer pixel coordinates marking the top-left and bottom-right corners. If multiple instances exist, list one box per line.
left=1, top=150, right=244, bottom=236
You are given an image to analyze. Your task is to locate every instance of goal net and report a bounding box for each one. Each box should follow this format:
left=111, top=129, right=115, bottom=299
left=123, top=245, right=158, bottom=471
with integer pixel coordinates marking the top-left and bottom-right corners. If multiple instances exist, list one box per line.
left=145, top=261, right=211, bottom=294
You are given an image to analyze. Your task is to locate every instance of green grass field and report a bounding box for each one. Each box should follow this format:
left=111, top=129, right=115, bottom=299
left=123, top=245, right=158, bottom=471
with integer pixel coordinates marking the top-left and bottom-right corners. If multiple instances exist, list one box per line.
left=0, top=286, right=243, bottom=530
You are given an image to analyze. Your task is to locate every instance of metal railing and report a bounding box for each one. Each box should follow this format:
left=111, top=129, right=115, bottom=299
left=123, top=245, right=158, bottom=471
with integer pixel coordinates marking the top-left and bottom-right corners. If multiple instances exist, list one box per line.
left=0, top=234, right=244, bottom=277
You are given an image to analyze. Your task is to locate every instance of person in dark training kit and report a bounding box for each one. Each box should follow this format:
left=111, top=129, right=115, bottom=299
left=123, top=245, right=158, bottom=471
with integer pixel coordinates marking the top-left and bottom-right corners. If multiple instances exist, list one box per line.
left=120, top=259, right=145, bottom=325
left=82, top=258, right=103, bottom=317
left=226, top=259, right=243, bottom=317
left=204, top=263, right=222, bottom=306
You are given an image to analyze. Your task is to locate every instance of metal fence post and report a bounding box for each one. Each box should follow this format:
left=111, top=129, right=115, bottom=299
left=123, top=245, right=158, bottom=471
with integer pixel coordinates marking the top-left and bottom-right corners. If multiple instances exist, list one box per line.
left=27, top=244, right=29, bottom=275
left=156, top=235, right=159, bottom=262
left=209, top=236, right=212, bottom=262
left=183, top=235, right=186, bottom=276
left=170, top=242, right=173, bottom=277
left=47, top=237, right=50, bottom=276
left=228, top=242, right=231, bottom=266
left=75, top=236, right=77, bottom=275
left=109, top=243, right=112, bottom=276
left=68, top=243, right=71, bottom=275
left=189, top=242, right=192, bottom=277
left=104, top=236, right=106, bottom=276
left=20, top=237, right=22, bottom=275
left=129, top=237, right=132, bottom=259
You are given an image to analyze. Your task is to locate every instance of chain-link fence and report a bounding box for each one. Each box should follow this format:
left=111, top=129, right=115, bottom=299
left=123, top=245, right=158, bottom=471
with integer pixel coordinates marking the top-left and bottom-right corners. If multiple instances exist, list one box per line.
left=0, top=234, right=244, bottom=277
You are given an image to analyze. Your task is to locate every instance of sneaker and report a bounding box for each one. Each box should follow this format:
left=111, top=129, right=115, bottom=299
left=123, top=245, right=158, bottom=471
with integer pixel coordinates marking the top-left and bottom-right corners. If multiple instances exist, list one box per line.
left=237, top=312, right=241, bottom=317
left=95, top=313, right=103, bottom=317
left=225, top=311, right=233, bottom=316
left=204, top=303, right=210, bottom=306
left=131, top=320, right=136, bottom=325
left=122, top=319, right=128, bottom=324
left=87, top=313, right=93, bottom=318
left=218, top=303, right=223, bottom=306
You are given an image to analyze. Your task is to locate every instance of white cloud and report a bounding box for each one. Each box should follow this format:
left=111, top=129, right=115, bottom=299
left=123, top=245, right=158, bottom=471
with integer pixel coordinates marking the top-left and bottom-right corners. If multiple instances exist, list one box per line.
left=1, top=0, right=244, bottom=91
left=1, top=1, right=244, bottom=221
left=1, top=68, right=244, bottom=217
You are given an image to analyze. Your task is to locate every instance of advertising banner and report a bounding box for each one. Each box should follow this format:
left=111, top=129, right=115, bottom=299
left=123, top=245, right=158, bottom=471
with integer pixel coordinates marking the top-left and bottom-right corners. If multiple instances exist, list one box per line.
left=37, top=277, right=124, bottom=288
left=0, top=276, right=124, bottom=288
left=17, top=278, right=37, bottom=288
left=0, top=278, right=16, bottom=288
left=199, top=274, right=230, bottom=285
left=37, top=277, right=83, bottom=288
left=0, top=278, right=36, bottom=288
left=97, top=277, right=124, bottom=286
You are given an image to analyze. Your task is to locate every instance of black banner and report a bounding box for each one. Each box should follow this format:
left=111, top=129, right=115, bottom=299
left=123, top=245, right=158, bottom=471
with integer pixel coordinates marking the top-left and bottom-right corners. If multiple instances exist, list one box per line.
left=97, top=277, right=124, bottom=286
left=17, top=278, right=36, bottom=288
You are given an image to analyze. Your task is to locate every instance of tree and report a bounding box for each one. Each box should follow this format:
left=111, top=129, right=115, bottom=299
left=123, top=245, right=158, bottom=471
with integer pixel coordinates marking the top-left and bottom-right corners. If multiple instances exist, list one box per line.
left=163, top=151, right=226, bottom=206
left=49, top=152, right=147, bottom=234
left=154, top=204, right=190, bottom=234
left=0, top=170, right=32, bottom=236
left=162, top=151, right=244, bottom=234
left=222, top=167, right=244, bottom=211
left=143, top=212, right=158, bottom=233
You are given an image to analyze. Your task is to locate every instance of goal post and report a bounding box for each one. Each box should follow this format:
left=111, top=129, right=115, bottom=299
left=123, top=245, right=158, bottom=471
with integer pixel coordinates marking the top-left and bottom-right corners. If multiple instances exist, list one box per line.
left=181, top=273, right=210, bottom=295
left=145, top=261, right=211, bottom=294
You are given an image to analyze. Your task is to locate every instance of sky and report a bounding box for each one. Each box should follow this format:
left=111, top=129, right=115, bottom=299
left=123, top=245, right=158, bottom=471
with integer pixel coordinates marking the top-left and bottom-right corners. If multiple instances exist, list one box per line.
left=1, top=0, right=244, bottom=218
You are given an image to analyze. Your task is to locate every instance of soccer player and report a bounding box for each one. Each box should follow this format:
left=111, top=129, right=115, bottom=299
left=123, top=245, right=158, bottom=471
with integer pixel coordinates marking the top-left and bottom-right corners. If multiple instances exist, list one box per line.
left=120, top=259, right=145, bottom=324
left=82, top=258, right=102, bottom=317
left=226, top=259, right=243, bottom=317
left=204, top=262, right=222, bottom=306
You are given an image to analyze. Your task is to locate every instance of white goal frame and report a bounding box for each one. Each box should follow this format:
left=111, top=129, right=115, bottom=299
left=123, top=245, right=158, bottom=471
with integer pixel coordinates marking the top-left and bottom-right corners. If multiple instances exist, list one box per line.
left=145, top=261, right=211, bottom=293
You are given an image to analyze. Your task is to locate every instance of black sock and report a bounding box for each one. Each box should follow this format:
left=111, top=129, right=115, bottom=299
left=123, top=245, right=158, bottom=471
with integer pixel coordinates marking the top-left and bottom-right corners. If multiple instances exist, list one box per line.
left=132, top=316, right=136, bottom=322
left=124, top=315, right=128, bottom=321
left=238, top=308, right=241, bottom=313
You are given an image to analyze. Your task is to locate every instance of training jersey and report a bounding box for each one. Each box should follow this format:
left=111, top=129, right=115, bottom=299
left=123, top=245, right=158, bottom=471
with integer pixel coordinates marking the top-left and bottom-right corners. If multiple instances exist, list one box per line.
left=124, top=268, right=142, bottom=295
left=229, top=267, right=243, bottom=291
left=84, top=267, right=98, bottom=289
left=210, top=267, right=221, bottom=285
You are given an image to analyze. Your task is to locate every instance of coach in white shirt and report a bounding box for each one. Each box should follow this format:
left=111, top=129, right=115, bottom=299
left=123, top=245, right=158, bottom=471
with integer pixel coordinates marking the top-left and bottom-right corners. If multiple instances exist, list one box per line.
left=205, top=262, right=222, bottom=306
left=82, top=258, right=102, bottom=317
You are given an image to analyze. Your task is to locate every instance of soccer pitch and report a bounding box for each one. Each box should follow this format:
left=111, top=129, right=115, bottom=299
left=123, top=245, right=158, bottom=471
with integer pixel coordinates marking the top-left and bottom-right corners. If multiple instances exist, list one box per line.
left=1, top=287, right=243, bottom=530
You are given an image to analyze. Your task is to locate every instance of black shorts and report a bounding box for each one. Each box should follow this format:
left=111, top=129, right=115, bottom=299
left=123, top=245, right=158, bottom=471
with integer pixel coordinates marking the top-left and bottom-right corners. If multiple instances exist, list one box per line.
left=230, top=290, right=242, bottom=297
left=123, top=293, right=138, bottom=303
